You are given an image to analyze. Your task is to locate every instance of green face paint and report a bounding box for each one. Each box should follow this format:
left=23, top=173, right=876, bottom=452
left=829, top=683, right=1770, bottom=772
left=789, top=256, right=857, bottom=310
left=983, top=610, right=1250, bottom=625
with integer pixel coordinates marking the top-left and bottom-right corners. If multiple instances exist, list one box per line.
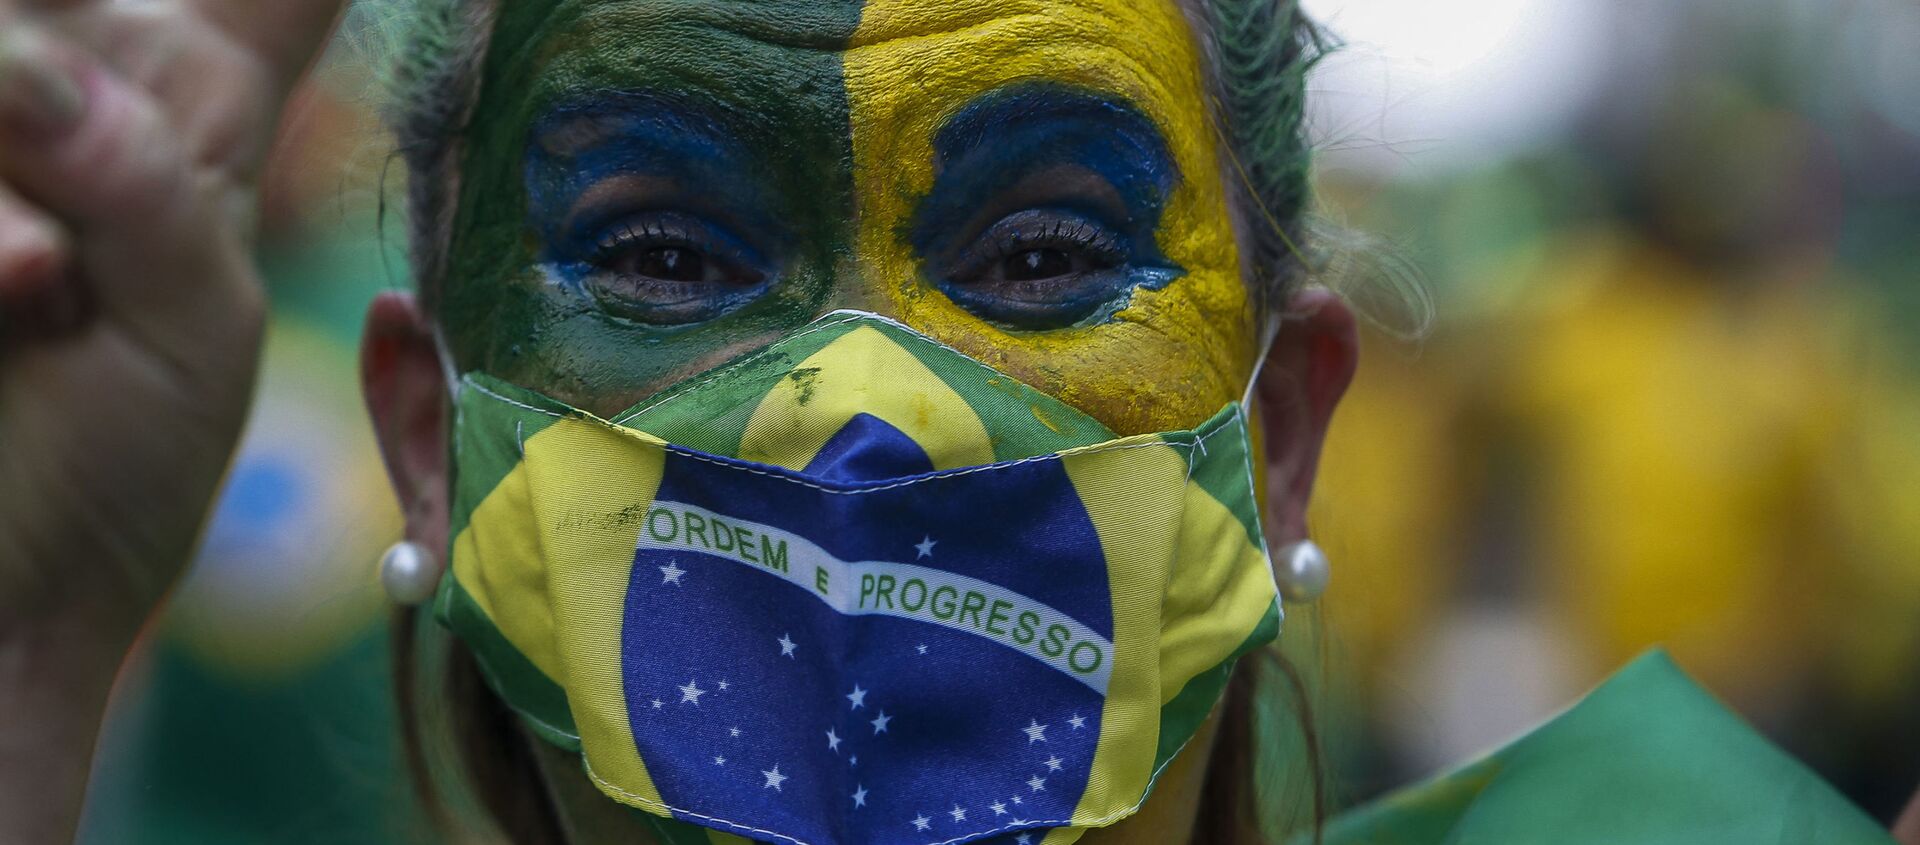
left=443, top=0, right=1253, bottom=434
left=443, top=0, right=864, bottom=418
left=432, top=3, right=1277, bottom=841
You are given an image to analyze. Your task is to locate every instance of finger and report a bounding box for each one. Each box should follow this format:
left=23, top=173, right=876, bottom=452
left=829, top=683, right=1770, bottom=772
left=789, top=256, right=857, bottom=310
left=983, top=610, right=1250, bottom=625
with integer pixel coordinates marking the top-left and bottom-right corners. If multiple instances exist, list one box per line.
left=0, top=26, right=253, bottom=324
left=189, top=0, right=345, bottom=96
left=0, top=182, right=71, bottom=302
left=62, top=7, right=281, bottom=178
left=0, top=181, right=84, bottom=345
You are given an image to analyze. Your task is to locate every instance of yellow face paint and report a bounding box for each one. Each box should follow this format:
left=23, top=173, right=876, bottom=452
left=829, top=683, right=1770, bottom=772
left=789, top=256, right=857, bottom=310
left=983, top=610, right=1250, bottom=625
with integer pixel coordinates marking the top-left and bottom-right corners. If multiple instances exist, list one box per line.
left=449, top=3, right=1277, bottom=841
left=844, top=0, right=1256, bottom=436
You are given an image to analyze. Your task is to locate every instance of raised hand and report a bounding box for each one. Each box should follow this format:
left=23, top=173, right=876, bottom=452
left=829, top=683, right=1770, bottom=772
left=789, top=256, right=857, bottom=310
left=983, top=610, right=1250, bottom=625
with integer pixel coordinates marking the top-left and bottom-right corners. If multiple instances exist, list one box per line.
left=0, top=1, right=342, bottom=839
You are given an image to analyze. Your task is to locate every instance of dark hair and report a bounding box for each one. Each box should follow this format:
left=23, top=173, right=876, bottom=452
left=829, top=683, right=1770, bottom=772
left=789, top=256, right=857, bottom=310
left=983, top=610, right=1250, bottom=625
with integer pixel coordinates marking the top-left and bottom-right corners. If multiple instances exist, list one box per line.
left=380, top=1, right=1333, bottom=842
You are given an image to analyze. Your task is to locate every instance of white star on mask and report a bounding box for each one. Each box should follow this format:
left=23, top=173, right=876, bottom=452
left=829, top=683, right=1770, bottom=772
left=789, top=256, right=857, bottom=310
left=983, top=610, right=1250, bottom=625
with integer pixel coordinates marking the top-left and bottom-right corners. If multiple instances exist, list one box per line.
left=847, top=684, right=868, bottom=710
left=658, top=560, right=685, bottom=585
left=762, top=765, right=787, bottom=791
left=1023, top=719, right=1048, bottom=743
left=679, top=680, right=706, bottom=705
left=778, top=633, right=797, bottom=658
left=871, top=711, right=891, bottom=734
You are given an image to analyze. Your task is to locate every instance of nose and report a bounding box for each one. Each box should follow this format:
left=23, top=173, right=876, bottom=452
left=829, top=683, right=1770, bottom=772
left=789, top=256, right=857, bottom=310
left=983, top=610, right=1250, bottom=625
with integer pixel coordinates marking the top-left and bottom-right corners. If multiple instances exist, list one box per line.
left=816, top=254, right=905, bottom=320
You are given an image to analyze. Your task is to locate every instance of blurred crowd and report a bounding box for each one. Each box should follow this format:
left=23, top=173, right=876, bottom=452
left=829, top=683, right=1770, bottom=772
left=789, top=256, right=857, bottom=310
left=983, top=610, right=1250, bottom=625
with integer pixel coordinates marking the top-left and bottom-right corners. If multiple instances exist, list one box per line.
left=78, top=0, right=1920, bottom=841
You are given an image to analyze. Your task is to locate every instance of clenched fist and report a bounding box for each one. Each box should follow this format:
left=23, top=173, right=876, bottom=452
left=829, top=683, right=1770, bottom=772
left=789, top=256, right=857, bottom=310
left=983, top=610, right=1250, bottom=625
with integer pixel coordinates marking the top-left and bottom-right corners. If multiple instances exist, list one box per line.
left=0, top=2, right=341, bottom=840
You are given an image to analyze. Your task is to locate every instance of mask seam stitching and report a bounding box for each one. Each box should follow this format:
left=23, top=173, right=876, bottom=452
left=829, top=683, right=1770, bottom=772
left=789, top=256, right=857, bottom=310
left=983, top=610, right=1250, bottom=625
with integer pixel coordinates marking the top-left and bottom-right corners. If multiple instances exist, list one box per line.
left=608, top=311, right=1049, bottom=427
left=467, top=378, right=1239, bottom=496
left=609, top=312, right=870, bottom=425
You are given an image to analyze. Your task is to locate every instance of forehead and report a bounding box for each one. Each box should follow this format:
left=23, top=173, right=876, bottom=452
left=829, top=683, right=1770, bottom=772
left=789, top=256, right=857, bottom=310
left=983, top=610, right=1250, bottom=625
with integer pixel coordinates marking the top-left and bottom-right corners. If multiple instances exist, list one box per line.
left=509, top=0, right=1208, bottom=134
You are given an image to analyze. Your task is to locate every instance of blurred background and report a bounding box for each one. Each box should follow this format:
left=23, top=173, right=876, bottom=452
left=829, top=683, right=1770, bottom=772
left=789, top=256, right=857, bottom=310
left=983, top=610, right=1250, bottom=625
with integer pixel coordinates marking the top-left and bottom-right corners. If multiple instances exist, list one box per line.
left=79, top=0, right=1919, bottom=840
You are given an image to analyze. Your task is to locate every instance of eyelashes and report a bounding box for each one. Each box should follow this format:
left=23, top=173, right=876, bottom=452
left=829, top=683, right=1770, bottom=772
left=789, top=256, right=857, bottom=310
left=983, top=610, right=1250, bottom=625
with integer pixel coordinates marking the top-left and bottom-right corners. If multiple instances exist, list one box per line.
left=528, top=88, right=1182, bottom=331
left=554, top=205, right=1154, bottom=330
left=933, top=209, right=1143, bottom=330
left=946, top=211, right=1127, bottom=284
left=569, top=211, right=771, bottom=325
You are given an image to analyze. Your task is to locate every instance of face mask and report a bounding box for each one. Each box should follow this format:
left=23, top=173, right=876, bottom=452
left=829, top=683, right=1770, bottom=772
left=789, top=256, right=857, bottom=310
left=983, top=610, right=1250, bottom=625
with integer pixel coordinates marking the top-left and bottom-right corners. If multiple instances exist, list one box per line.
left=441, top=311, right=1279, bottom=845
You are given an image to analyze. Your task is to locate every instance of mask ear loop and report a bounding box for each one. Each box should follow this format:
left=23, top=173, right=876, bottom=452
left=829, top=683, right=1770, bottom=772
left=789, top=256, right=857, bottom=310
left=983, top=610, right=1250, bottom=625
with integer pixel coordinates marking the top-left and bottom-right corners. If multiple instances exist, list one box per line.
left=1240, top=310, right=1333, bottom=603
left=430, top=324, right=474, bottom=464
left=1240, top=311, right=1284, bottom=417
left=430, top=323, right=465, bottom=402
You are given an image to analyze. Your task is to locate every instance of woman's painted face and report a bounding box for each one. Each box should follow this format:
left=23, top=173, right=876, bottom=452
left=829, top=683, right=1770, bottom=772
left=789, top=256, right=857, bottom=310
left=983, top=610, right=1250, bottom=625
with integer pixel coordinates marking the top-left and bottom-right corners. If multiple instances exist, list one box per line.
left=443, top=0, right=1257, bottom=435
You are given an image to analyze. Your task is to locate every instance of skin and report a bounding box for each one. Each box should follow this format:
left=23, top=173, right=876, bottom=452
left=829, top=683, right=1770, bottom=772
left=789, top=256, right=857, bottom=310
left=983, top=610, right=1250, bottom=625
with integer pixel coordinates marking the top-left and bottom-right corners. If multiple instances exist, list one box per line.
left=0, top=1, right=339, bottom=841
left=369, top=0, right=1360, bottom=841
left=0, top=1, right=1913, bottom=844
left=436, top=0, right=1254, bottom=436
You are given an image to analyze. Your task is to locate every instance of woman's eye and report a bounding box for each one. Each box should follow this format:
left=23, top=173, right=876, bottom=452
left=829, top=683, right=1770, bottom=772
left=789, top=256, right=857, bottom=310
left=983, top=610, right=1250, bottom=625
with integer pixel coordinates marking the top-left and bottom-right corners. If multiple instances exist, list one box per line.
left=939, top=210, right=1133, bottom=329
left=620, top=245, right=714, bottom=283
left=573, top=214, right=770, bottom=325
left=1004, top=248, right=1076, bottom=282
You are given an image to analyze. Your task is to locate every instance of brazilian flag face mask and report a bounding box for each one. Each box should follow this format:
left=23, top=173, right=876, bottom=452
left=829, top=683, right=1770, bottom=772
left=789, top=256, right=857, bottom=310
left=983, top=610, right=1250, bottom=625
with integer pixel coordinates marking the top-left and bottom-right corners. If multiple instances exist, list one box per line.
left=441, top=311, right=1281, bottom=845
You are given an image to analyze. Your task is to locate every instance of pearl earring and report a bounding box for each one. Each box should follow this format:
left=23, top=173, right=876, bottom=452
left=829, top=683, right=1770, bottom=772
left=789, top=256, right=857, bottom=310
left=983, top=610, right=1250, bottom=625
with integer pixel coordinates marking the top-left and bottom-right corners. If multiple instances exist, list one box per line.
left=380, top=541, right=443, bottom=605
left=1274, top=540, right=1330, bottom=603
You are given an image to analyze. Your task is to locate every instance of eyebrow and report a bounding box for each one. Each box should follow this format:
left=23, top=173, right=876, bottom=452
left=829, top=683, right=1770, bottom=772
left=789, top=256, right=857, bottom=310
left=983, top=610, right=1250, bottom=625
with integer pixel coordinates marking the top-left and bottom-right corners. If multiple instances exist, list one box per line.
left=907, top=84, right=1181, bottom=255
left=533, top=90, right=746, bottom=155
left=524, top=93, right=776, bottom=241
left=929, top=85, right=1180, bottom=213
left=528, top=93, right=753, bottom=188
left=932, top=87, right=1176, bottom=175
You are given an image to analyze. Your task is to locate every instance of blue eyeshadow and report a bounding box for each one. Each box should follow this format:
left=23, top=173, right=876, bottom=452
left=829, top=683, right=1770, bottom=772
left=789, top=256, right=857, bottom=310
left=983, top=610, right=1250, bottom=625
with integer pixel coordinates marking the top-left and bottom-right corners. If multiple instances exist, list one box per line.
left=908, top=84, right=1187, bottom=328
left=524, top=93, right=783, bottom=272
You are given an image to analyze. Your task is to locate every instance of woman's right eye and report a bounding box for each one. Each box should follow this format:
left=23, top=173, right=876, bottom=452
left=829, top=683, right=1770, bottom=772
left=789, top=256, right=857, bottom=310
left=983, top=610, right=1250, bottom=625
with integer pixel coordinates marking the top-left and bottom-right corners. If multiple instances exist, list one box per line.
left=576, top=213, right=771, bottom=325
left=624, top=246, right=705, bottom=282
left=934, top=208, right=1137, bottom=330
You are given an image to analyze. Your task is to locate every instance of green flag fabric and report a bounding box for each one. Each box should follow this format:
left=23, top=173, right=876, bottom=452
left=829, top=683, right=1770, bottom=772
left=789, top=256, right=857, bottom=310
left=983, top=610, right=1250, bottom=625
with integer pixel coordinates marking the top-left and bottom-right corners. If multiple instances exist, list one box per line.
left=1309, top=651, right=1894, bottom=845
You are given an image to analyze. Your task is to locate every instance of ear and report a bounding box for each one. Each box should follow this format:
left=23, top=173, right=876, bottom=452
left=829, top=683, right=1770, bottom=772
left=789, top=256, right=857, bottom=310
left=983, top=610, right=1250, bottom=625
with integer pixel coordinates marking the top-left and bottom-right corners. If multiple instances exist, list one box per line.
left=360, top=291, right=451, bottom=558
left=1255, top=288, right=1360, bottom=545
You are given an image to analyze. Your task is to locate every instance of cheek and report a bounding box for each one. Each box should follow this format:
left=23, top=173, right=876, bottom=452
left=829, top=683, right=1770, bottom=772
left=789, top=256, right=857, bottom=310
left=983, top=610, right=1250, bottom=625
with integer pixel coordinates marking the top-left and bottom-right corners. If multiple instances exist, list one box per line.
left=841, top=2, right=1258, bottom=432
left=893, top=268, right=1258, bottom=436
left=865, top=119, right=1257, bottom=434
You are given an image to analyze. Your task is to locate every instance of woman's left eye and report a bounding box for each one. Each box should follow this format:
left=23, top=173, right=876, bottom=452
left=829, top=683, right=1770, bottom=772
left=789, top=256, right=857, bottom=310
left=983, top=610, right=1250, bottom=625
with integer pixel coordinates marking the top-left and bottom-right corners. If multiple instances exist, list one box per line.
left=937, top=210, right=1135, bottom=329
left=571, top=213, right=771, bottom=325
left=626, top=245, right=707, bottom=282
left=1002, top=246, right=1081, bottom=282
